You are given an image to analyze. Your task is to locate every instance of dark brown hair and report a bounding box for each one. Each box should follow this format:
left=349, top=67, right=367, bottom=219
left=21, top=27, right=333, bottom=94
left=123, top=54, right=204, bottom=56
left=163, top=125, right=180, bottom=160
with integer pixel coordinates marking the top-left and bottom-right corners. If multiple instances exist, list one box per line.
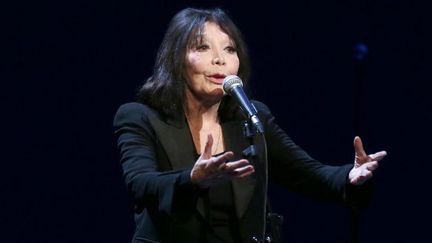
left=137, top=7, right=251, bottom=119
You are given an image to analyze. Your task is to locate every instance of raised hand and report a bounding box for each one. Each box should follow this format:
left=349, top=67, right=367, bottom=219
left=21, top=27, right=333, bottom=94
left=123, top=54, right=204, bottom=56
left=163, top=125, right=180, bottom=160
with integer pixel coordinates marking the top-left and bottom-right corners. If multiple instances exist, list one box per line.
left=190, top=134, right=255, bottom=188
left=348, top=136, right=387, bottom=185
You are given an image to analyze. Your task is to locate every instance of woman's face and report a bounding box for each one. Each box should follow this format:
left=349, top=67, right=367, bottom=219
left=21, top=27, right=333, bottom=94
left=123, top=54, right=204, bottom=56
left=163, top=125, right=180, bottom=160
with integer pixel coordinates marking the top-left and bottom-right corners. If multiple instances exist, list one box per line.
left=184, top=22, right=240, bottom=103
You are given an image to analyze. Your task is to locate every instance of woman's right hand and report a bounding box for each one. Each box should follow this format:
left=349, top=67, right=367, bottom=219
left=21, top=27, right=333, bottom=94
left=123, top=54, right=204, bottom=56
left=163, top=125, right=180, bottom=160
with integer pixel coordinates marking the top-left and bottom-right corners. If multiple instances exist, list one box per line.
left=190, top=134, right=255, bottom=188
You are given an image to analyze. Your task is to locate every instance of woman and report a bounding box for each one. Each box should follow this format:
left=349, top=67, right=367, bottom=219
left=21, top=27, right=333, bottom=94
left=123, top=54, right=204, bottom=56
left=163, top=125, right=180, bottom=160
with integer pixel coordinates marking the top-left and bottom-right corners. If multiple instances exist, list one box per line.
left=113, top=7, right=386, bottom=243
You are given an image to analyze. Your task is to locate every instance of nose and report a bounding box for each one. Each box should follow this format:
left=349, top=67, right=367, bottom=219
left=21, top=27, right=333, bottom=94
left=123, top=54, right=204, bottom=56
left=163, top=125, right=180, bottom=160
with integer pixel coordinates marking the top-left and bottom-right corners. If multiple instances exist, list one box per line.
left=212, top=50, right=226, bottom=65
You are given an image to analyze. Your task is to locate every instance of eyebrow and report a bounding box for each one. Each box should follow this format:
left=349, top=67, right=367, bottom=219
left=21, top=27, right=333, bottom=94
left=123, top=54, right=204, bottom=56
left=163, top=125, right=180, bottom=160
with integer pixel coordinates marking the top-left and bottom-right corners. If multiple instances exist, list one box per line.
left=188, top=30, right=236, bottom=49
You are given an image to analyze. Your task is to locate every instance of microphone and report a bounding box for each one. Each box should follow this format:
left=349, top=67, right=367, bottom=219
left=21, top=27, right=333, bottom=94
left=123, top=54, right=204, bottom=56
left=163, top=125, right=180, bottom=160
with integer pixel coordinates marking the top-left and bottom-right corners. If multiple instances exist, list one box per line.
left=223, top=75, right=264, bottom=134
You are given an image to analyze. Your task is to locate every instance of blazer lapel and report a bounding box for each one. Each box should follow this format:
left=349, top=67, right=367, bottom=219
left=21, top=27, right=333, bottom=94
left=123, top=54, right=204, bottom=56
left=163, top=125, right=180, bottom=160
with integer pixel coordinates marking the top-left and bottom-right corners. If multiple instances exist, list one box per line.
left=148, top=114, right=196, bottom=170
left=222, top=120, right=258, bottom=219
left=148, top=114, right=207, bottom=217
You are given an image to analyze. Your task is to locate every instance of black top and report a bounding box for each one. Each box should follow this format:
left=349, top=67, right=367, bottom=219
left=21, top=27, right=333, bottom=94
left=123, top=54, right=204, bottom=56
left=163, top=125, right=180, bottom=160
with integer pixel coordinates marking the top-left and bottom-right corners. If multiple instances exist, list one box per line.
left=196, top=152, right=242, bottom=243
left=206, top=181, right=241, bottom=242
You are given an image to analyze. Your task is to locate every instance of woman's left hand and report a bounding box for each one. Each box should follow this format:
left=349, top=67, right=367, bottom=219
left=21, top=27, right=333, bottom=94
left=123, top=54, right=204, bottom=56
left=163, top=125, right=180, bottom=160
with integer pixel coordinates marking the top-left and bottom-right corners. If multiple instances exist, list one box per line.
left=349, top=136, right=387, bottom=185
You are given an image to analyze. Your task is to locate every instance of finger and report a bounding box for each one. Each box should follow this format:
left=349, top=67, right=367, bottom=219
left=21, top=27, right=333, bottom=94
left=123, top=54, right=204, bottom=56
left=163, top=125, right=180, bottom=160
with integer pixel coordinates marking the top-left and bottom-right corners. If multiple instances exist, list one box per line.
left=354, top=136, right=367, bottom=158
left=214, top=151, right=234, bottom=164
left=369, top=151, right=387, bottom=161
left=362, top=169, right=373, bottom=179
left=350, top=170, right=373, bottom=185
left=365, top=161, right=379, bottom=171
left=224, top=159, right=250, bottom=172
left=233, top=165, right=255, bottom=177
left=202, top=134, right=213, bottom=159
left=207, top=151, right=234, bottom=171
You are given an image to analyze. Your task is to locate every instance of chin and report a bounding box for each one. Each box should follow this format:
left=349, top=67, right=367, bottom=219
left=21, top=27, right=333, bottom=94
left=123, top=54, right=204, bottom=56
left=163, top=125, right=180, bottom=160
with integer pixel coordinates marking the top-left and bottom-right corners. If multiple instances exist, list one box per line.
left=210, top=88, right=224, bottom=96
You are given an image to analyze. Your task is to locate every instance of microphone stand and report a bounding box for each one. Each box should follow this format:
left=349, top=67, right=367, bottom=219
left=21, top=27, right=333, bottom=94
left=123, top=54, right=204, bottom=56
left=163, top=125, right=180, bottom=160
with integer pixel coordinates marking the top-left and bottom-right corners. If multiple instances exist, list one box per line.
left=266, top=202, right=284, bottom=243
left=350, top=42, right=368, bottom=243
left=242, top=120, right=283, bottom=243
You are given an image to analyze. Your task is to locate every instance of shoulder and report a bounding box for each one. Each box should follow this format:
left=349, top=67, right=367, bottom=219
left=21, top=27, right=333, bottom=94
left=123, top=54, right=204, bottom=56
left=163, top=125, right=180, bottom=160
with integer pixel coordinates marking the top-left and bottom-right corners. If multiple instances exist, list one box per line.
left=113, top=102, right=158, bottom=127
left=115, top=102, right=155, bottom=116
left=251, top=100, right=279, bottom=129
left=251, top=100, right=272, bottom=116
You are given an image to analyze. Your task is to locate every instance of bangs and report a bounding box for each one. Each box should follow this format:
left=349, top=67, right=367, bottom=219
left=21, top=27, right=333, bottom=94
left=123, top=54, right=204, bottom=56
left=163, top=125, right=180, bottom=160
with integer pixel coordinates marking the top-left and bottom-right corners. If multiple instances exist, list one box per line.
left=186, top=20, right=206, bottom=49
left=187, top=21, right=237, bottom=50
left=187, top=27, right=205, bottom=49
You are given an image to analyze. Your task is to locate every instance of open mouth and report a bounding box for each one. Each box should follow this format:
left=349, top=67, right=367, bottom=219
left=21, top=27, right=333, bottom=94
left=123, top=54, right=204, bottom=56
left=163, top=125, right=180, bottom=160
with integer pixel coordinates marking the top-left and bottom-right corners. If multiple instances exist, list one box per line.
left=207, top=74, right=226, bottom=84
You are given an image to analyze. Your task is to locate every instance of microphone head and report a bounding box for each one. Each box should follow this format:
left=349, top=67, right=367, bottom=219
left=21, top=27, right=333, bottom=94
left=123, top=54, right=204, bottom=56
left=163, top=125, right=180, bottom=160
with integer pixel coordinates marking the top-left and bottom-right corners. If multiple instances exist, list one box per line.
left=223, top=75, right=243, bottom=94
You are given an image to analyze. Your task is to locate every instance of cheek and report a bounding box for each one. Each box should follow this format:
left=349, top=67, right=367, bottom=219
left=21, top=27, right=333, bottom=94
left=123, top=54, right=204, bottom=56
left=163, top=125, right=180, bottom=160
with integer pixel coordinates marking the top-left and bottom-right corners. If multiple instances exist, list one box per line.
left=186, top=53, right=204, bottom=73
left=185, top=54, right=205, bottom=89
left=231, top=56, right=240, bottom=73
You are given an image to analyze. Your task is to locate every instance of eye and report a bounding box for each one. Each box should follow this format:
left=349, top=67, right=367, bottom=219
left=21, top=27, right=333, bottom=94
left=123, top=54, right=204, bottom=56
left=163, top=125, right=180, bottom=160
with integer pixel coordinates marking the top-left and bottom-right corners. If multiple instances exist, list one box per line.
left=225, top=45, right=237, bottom=54
left=195, top=44, right=210, bottom=51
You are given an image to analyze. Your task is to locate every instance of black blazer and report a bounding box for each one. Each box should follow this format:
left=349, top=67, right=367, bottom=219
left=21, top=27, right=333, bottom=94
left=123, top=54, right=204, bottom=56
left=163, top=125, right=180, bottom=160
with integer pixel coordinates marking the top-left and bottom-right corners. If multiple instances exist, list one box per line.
left=113, top=101, right=354, bottom=243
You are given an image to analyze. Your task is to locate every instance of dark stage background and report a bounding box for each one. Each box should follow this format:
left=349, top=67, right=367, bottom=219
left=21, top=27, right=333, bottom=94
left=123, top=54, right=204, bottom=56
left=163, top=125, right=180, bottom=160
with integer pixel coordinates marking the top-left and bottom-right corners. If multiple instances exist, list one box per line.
left=4, top=0, right=431, bottom=242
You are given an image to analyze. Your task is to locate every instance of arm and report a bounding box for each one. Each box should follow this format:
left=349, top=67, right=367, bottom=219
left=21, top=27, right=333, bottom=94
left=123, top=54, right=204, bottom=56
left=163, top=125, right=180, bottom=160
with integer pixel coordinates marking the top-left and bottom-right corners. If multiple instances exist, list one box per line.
left=113, top=103, right=199, bottom=214
left=255, top=101, right=354, bottom=202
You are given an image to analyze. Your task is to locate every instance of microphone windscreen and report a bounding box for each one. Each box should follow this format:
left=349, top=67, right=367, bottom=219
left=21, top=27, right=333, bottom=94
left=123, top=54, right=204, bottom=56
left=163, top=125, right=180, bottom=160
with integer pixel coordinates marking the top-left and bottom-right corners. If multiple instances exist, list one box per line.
left=223, top=75, right=243, bottom=94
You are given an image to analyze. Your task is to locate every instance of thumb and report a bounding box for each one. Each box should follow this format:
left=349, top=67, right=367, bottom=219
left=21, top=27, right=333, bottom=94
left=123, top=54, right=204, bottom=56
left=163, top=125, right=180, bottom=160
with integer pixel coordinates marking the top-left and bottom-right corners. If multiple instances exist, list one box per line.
left=354, top=136, right=367, bottom=159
